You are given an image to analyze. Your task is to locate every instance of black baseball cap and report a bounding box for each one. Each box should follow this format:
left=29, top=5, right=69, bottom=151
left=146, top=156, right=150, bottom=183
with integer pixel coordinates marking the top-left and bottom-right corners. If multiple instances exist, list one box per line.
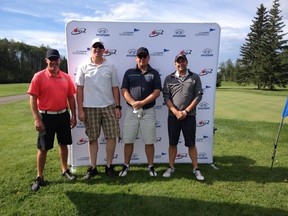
left=136, top=47, right=149, bottom=56
left=175, top=53, right=188, bottom=62
left=46, top=49, right=60, bottom=59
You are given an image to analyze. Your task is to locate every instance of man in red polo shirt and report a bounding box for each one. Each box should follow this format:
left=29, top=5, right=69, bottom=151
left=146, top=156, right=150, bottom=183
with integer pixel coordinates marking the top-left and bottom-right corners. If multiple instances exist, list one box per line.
left=28, top=49, right=77, bottom=191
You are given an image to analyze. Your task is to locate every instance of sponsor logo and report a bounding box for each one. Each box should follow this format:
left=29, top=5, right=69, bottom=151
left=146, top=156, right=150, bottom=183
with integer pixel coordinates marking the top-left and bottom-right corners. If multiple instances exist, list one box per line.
left=198, top=152, right=208, bottom=160
left=126, top=49, right=137, bottom=57
left=176, top=153, right=188, bottom=160
left=150, top=49, right=169, bottom=57
left=96, top=28, right=110, bottom=37
left=72, top=50, right=88, bottom=55
left=173, top=29, right=186, bottom=38
left=99, top=137, right=106, bottom=145
left=71, top=27, right=86, bottom=35
left=199, top=68, right=213, bottom=76
left=155, top=121, right=161, bottom=128
left=201, top=48, right=214, bottom=57
left=195, top=28, right=216, bottom=36
left=177, top=49, right=192, bottom=56
left=154, top=105, right=163, bottom=110
left=119, top=28, right=140, bottom=36
left=196, top=135, right=209, bottom=142
left=197, top=102, right=210, bottom=110
left=78, top=157, right=90, bottom=161
left=103, top=49, right=117, bottom=56
left=104, top=154, right=118, bottom=161
left=131, top=153, right=139, bottom=161
left=203, top=85, right=212, bottom=92
left=154, top=153, right=166, bottom=159
left=149, top=29, right=164, bottom=37
left=197, top=120, right=210, bottom=127
left=77, top=138, right=89, bottom=145
left=76, top=122, right=85, bottom=128
left=156, top=137, right=162, bottom=142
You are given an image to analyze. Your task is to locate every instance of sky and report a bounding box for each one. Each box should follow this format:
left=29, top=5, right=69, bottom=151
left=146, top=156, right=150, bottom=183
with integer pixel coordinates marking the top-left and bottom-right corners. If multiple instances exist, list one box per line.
left=0, top=0, right=287, bottom=63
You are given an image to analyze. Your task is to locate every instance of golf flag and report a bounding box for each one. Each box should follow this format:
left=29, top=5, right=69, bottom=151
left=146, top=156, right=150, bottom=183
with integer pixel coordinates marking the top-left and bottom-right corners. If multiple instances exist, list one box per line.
left=282, top=97, right=288, bottom=118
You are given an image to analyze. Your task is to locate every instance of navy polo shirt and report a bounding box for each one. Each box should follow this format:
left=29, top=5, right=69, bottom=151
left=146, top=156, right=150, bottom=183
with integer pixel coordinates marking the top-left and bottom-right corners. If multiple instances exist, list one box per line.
left=121, top=65, right=162, bottom=109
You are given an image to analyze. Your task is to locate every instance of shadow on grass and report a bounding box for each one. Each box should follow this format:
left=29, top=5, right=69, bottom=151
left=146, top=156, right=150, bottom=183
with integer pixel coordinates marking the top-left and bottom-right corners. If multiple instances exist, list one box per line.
left=210, top=155, right=288, bottom=183
left=65, top=191, right=288, bottom=216
left=47, top=157, right=288, bottom=187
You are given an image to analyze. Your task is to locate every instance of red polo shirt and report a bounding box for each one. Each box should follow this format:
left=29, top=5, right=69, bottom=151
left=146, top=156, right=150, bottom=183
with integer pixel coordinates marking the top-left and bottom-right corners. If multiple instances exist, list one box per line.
left=28, top=68, right=76, bottom=111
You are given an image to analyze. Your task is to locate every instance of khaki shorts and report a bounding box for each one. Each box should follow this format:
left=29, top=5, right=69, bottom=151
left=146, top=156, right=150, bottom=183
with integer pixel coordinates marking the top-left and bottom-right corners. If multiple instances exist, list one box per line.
left=84, top=106, right=119, bottom=142
left=122, top=107, right=156, bottom=144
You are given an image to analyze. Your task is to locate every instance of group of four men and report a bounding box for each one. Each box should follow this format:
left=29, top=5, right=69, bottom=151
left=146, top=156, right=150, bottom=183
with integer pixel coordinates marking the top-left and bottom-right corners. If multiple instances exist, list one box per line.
left=28, top=38, right=204, bottom=192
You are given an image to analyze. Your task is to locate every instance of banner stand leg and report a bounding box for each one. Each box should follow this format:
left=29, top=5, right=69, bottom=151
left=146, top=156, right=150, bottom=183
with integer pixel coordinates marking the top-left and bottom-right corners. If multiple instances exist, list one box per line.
left=210, top=163, right=219, bottom=170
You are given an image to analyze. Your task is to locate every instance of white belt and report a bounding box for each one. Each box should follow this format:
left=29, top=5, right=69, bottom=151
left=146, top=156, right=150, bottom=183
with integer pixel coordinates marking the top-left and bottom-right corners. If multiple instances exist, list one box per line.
left=39, top=109, right=67, bottom=114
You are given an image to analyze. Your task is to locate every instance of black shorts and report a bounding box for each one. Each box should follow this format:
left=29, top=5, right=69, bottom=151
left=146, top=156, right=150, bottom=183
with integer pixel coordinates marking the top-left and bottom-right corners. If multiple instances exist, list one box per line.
left=168, top=115, right=196, bottom=147
left=37, top=111, right=72, bottom=150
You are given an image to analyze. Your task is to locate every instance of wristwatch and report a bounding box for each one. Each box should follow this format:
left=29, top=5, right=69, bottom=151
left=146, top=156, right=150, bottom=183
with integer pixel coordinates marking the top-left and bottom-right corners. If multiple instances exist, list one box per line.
left=115, top=105, right=122, bottom=110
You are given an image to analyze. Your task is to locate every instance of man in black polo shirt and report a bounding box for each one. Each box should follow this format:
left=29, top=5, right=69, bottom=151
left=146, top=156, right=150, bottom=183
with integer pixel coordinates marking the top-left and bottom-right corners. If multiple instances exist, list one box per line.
left=119, top=47, right=162, bottom=177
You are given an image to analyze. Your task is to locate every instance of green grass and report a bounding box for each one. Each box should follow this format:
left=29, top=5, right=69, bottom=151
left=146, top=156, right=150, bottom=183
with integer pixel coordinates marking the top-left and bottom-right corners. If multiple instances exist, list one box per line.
left=0, top=83, right=29, bottom=97
left=1, top=83, right=288, bottom=215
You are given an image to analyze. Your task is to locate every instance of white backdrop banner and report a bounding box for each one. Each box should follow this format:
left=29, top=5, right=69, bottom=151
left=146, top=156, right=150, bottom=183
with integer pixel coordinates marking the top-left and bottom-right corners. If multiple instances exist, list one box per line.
left=65, top=21, right=220, bottom=167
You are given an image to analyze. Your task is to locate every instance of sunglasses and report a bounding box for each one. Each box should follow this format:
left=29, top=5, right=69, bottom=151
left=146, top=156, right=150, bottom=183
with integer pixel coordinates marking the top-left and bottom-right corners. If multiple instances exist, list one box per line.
left=48, top=57, right=59, bottom=61
left=137, top=54, right=148, bottom=59
left=92, top=43, right=104, bottom=49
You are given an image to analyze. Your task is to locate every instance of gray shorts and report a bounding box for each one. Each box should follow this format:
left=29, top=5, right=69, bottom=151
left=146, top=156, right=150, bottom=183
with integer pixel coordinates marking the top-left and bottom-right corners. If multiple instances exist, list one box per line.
left=122, top=107, right=156, bottom=144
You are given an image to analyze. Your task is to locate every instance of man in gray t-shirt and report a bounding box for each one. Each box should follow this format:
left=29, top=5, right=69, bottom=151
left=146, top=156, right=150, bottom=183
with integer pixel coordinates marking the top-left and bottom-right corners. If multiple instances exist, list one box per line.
left=162, top=53, right=205, bottom=181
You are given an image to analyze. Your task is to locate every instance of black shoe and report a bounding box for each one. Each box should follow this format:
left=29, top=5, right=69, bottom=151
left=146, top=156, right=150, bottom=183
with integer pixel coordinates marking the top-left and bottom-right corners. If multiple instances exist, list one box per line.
left=62, top=169, right=76, bottom=180
left=83, top=167, right=98, bottom=180
left=31, top=176, right=45, bottom=191
left=105, top=165, right=117, bottom=177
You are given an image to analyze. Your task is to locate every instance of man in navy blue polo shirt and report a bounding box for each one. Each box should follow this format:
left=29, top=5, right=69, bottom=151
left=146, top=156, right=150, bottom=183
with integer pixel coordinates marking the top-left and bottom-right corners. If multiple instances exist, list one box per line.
left=119, top=47, right=162, bottom=177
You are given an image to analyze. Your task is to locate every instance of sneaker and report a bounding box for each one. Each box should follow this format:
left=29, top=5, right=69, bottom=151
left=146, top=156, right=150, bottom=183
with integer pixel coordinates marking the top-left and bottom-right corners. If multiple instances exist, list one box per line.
left=163, top=167, right=175, bottom=178
left=105, top=165, right=117, bottom=177
left=83, top=167, right=98, bottom=180
left=31, top=176, right=45, bottom=191
left=62, top=169, right=76, bottom=180
left=193, top=169, right=205, bottom=181
left=148, top=165, right=157, bottom=177
left=119, top=164, right=129, bottom=177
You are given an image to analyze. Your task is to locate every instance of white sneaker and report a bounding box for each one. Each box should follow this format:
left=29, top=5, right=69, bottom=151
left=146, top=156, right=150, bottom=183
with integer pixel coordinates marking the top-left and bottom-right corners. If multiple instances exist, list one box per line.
left=119, top=165, right=129, bottom=177
left=148, top=165, right=157, bottom=176
left=163, top=167, right=175, bottom=178
left=193, top=169, right=204, bottom=181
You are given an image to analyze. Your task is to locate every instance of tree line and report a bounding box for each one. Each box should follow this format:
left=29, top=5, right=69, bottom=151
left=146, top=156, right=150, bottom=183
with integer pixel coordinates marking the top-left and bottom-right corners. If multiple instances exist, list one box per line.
left=0, top=38, right=68, bottom=83
left=218, top=0, right=288, bottom=90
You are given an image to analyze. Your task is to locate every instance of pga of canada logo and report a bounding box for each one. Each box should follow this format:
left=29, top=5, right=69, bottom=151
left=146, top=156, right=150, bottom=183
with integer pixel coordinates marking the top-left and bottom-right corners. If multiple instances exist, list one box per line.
left=71, top=27, right=86, bottom=35
left=96, top=28, right=110, bottom=37
left=173, top=29, right=186, bottom=38
left=119, top=28, right=140, bottom=36
left=196, top=135, right=209, bottom=142
left=149, top=29, right=164, bottom=37
left=104, top=154, right=118, bottom=161
left=195, top=28, right=216, bottom=36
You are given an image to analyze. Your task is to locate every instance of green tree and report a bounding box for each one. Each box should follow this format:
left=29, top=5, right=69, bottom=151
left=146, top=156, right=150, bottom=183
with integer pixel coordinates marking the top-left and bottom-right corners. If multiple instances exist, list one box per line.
left=237, top=4, right=269, bottom=89
left=237, top=0, right=287, bottom=90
